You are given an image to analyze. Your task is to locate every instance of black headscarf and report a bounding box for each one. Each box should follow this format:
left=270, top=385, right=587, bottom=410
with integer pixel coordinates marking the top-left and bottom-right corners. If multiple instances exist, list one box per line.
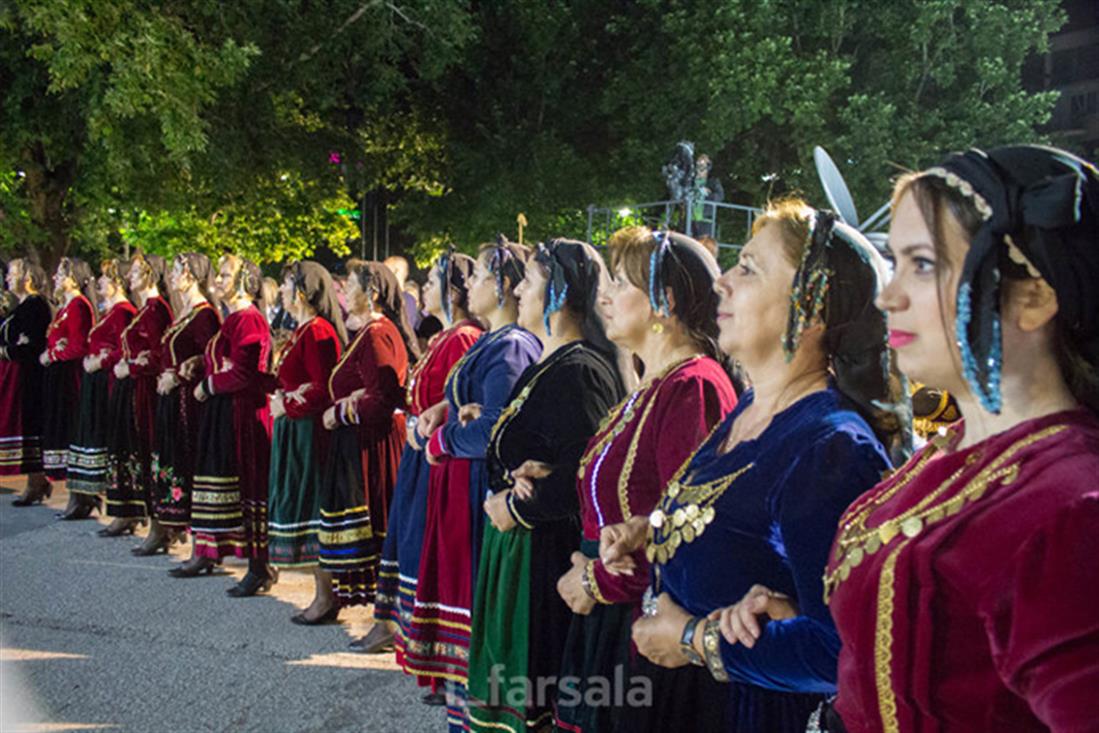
left=534, top=238, right=620, bottom=370
left=488, top=234, right=527, bottom=305
left=292, top=261, right=349, bottom=346
left=921, top=145, right=1099, bottom=413
left=786, top=210, right=912, bottom=463
left=436, top=249, right=477, bottom=324
left=353, top=261, right=422, bottom=361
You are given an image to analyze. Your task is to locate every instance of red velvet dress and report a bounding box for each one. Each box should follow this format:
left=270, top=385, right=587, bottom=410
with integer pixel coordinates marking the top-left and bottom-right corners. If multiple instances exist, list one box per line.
left=0, top=295, right=51, bottom=475
left=68, top=301, right=137, bottom=496
left=41, top=295, right=95, bottom=479
left=318, top=316, right=408, bottom=606
left=375, top=320, right=483, bottom=680
left=556, top=355, right=737, bottom=733
left=267, top=316, right=341, bottom=567
left=191, top=305, right=273, bottom=560
left=828, top=408, right=1099, bottom=732
left=151, top=302, right=220, bottom=527
left=105, top=296, right=173, bottom=518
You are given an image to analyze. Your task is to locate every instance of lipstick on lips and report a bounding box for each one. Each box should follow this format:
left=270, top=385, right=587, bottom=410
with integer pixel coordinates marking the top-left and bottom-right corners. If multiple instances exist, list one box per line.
left=888, top=330, right=916, bottom=348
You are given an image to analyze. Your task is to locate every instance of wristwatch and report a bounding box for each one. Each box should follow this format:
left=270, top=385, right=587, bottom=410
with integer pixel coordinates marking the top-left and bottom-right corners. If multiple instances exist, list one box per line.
left=679, top=616, right=704, bottom=666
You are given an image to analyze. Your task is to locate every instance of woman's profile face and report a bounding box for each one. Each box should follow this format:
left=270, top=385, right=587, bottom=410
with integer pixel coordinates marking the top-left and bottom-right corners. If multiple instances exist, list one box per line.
left=876, top=191, right=965, bottom=395
left=128, top=259, right=151, bottom=292
left=169, top=260, right=192, bottom=294
left=713, top=221, right=797, bottom=365
left=213, top=261, right=235, bottom=301
left=600, top=263, right=653, bottom=349
left=97, top=272, right=118, bottom=301
left=53, top=264, right=75, bottom=295
left=467, top=254, right=499, bottom=318
left=422, top=265, right=443, bottom=316
left=280, top=274, right=296, bottom=312
left=514, top=263, right=547, bottom=334
left=5, top=262, right=21, bottom=294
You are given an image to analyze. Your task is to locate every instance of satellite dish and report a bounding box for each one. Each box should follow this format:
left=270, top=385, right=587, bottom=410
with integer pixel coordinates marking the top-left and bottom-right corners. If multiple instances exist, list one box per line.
left=814, top=146, right=860, bottom=227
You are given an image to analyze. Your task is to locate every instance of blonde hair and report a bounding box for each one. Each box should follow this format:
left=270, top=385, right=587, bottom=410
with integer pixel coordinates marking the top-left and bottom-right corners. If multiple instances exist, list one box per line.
left=750, top=197, right=815, bottom=266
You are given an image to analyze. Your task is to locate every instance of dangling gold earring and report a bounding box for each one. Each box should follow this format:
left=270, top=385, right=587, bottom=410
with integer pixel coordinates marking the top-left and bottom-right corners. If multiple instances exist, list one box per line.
left=651, top=322, right=665, bottom=334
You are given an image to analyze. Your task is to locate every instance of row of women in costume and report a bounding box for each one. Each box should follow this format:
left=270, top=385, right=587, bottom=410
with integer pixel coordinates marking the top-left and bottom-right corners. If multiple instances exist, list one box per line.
left=4, top=143, right=1099, bottom=733
left=1, top=252, right=418, bottom=610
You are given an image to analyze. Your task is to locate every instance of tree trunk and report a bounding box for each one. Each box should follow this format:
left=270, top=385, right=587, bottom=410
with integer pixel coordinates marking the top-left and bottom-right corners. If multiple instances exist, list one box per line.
left=21, top=142, right=76, bottom=272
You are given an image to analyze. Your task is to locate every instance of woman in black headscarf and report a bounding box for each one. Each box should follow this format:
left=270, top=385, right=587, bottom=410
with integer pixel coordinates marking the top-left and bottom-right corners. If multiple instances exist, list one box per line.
left=312, top=262, right=416, bottom=623
left=267, top=262, right=347, bottom=623
left=465, top=239, right=627, bottom=733
left=826, top=145, right=1099, bottom=733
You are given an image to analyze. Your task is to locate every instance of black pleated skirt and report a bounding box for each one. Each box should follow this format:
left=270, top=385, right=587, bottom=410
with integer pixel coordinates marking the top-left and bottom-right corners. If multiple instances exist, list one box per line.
left=67, top=369, right=111, bottom=496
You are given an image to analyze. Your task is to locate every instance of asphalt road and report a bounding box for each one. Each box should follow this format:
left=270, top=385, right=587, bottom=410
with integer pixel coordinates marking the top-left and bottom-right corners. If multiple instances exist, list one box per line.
left=0, top=476, right=444, bottom=733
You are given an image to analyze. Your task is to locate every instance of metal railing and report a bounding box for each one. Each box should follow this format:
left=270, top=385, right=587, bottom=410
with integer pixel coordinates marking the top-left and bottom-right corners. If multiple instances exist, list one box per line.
left=585, top=198, right=762, bottom=256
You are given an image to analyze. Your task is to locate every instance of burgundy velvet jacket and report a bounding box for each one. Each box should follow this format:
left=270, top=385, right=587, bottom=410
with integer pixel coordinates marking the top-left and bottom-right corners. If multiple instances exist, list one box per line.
left=274, top=316, right=341, bottom=420
left=44, top=295, right=94, bottom=363
left=328, top=316, right=408, bottom=429
left=88, top=301, right=137, bottom=372
left=579, top=356, right=737, bottom=604
left=828, top=408, right=1099, bottom=733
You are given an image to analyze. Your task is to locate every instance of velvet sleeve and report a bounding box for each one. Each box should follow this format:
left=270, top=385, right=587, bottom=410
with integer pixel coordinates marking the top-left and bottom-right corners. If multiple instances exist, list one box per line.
left=285, top=325, right=340, bottom=420
left=49, top=300, right=93, bottom=361
left=129, top=304, right=172, bottom=376
left=99, top=309, right=133, bottom=368
left=425, top=328, right=481, bottom=405
left=208, top=316, right=267, bottom=395
left=984, top=493, right=1099, bottom=730
left=3, top=298, right=50, bottom=362
left=190, top=308, right=220, bottom=367
left=508, top=360, right=619, bottom=527
left=343, top=326, right=403, bottom=428
left=718, top=429, right=890, bottom=693
left=591, top=373, right=735, bottom=604
left=438, top=337, right=536, bottom=459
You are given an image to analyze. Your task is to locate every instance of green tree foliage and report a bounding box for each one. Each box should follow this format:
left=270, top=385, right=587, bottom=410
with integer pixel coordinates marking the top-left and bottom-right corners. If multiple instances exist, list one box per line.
left=399, top=0, right=1063, bottom=251
left=1, top=0, right=1066, bottom=271
left=1, top=0, right=471, bottom=267
left=119, top=173, right=358, bottom=264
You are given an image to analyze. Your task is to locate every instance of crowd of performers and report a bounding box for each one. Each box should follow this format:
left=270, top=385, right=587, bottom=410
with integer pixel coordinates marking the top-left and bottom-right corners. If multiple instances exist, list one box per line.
left=2, top=144, right=1098, bottom=733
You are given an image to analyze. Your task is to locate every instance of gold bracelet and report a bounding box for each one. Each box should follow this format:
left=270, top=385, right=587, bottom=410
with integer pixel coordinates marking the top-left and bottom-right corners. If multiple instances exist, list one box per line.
left=702, top=618, right=729, bottom=682
left=583, top=560, right=611, bottom=605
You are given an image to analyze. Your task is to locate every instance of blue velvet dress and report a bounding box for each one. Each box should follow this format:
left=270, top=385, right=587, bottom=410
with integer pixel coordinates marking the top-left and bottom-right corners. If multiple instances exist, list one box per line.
left=406, top=323, right=542, bottom=732
left=622, top=386, right=891, bottom=733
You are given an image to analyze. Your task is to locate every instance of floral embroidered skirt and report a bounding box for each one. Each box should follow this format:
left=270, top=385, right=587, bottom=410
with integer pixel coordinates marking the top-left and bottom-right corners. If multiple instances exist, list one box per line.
left=105, top=376, right=153, bottom=519
left=151, top=386, right=203, bottom=529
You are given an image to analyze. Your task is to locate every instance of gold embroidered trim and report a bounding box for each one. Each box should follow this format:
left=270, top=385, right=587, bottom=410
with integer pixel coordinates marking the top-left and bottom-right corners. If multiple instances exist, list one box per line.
left=824, top=424, right=1066, bottom=602
left=488, top=342, right=583, bottom=487
left=447, top=326, right=511, bottom=408
left=874, top=540, right=907, bottom=733
left=165, top=302, right=214, bottom=366
left=617, top=386, right=662, bottom=520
